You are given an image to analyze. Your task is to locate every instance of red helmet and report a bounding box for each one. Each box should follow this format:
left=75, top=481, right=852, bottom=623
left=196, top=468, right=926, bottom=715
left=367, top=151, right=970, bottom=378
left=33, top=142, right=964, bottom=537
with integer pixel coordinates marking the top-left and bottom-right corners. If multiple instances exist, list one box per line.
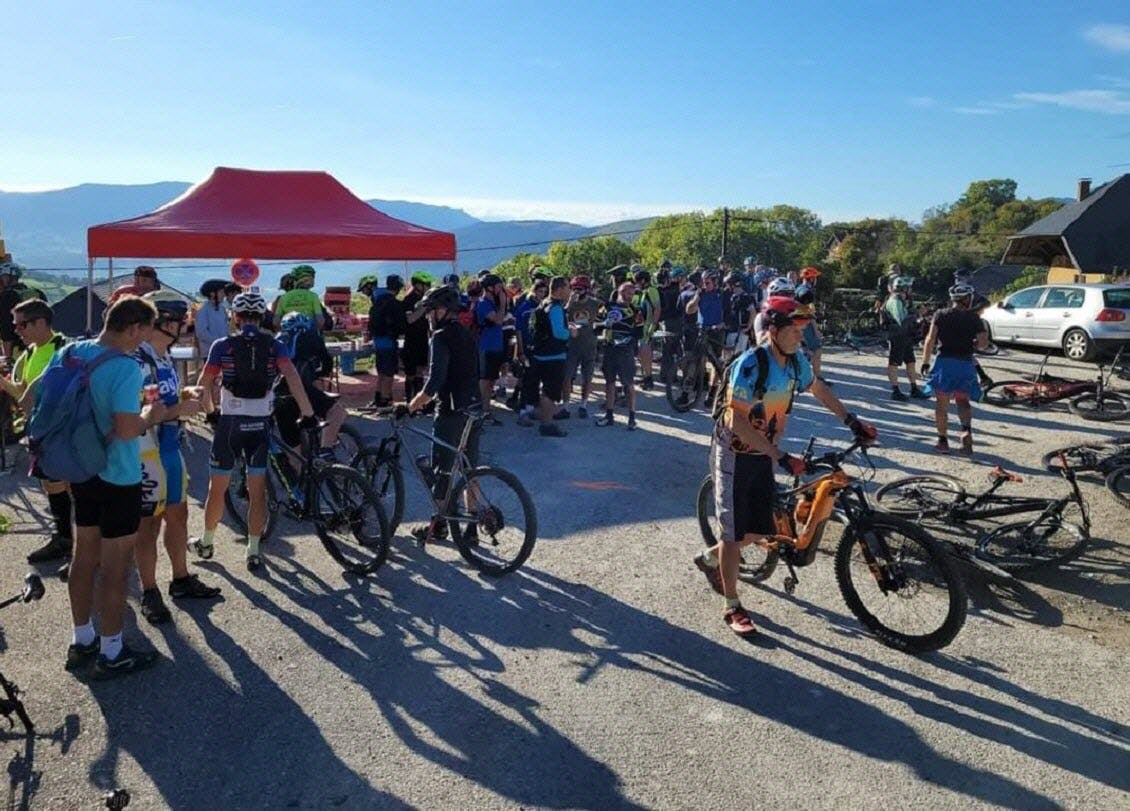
left=569, top=275, right=591, bottom=290
left=800, top=266, right=821, bottom=279
left=763, top=296, right=811, bottom=328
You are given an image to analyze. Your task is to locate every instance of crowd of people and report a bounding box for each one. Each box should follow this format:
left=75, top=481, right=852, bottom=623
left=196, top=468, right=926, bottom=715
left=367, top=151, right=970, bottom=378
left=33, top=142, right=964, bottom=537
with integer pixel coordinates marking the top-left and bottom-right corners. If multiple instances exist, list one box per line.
left=0, top=250, right=996, bottom=672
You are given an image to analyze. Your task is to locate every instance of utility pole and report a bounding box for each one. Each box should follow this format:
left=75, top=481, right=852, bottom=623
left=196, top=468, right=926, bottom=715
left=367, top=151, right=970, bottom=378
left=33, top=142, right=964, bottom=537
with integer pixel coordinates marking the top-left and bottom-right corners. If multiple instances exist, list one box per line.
left=721, top=207, right=730, bottom=263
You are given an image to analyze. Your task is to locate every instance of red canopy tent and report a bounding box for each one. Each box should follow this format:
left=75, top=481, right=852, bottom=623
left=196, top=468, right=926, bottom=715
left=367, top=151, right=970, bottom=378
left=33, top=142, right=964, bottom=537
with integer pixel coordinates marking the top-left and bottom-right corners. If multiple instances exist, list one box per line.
left=84, top=166, right=456, bottom=329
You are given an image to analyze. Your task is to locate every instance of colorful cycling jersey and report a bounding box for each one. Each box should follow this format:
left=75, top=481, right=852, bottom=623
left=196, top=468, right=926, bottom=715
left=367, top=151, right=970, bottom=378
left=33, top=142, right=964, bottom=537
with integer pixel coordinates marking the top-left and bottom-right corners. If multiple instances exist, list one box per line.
left=602, top=299, right=637, bottom=347
left=697, top=290, right=724, bottom=328
left=12, top=333, right=65, bottom=387
left=204, top=326, right=293, bottom=417
left=135, top=342, right=182, bottom=453
left=275, top=288, right=323, bottom=320
left=718, top=347, right=813, bottom=452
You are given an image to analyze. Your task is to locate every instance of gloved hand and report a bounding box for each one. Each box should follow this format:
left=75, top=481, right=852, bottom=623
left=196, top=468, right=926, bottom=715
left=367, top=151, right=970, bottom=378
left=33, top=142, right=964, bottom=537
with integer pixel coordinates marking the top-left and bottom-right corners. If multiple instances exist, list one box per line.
left=777, top=453, right=807, bottom=477
left=844, top=413, right=878, bottom=445
left=298, top=415, right=320, bottom=431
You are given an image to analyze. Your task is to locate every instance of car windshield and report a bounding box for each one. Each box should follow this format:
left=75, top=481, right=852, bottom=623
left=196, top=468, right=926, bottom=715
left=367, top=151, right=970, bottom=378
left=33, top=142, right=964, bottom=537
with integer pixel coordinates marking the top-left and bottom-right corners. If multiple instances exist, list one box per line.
left=1102, top=289, right=1130, bottom=309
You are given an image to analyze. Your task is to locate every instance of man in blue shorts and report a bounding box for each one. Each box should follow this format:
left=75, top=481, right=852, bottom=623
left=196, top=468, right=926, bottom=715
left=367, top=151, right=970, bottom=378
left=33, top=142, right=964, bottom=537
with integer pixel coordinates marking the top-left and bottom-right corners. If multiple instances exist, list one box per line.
left=194, top=292, right=314, bottom=570
left=368, top=275, right=406, bottom=408
left=694, top=297, right=876, bottom=636
left=921, top=282, right=988, bottom=455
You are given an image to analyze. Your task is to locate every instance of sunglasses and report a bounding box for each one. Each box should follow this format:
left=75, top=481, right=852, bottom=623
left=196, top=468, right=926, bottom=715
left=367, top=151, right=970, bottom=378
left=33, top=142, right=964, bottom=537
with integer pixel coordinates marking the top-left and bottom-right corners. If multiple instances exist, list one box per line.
left=13, top=317, right=42, bottom=329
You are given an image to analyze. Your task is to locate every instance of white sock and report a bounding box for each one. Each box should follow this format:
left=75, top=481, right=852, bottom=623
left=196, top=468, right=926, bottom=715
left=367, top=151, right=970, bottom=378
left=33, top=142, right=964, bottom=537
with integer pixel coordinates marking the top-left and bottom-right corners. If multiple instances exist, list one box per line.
left=101, top=632, right=123, bottom=660
left=247, top=534, right=261, bottom=558
left=73, top=622, right=96, bottom=646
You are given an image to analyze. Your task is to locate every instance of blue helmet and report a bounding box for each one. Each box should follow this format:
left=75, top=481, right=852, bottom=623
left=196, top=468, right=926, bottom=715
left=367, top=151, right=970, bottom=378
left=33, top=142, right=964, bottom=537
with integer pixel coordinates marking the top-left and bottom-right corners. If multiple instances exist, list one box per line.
left=280, top=311, right=314, bottom=333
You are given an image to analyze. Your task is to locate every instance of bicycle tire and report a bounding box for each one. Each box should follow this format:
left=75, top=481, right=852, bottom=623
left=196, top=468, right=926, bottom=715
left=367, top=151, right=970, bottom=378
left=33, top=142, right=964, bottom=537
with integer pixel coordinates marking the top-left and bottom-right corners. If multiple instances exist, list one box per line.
left=354, top=446, right=405, bottom=535
left=975, top=518, right=1089, bottom=573
left=1105, top=465, right=1130, bottom=510
left=223, top=463, right=279, bottom=541
left=666, top=353, right=704, bottom=412
left=1067, top=391, right=1130, bottom=422
left=834, top=514, right=967, bottom=653
left=1041, top=442, right=1117, bottom=473
left=873, top=474, right=965, bottom=517
left=312, top=464, right=390, bottom=575
left=331, top=422, right=368, bottom=464
left=854, top=310, right=881, bottom=334
left=981, top=379, right=1039, bottom=407
left=695, top=475, right=779, bottom=582
left=444, top=466, right=537, bottom=576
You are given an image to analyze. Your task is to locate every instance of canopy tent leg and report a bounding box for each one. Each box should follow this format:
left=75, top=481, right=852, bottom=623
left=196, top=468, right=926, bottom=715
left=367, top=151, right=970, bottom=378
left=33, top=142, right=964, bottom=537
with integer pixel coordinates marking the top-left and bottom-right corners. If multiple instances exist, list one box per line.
left=86, top=258, right=94, bottom=334
left=108, top=257, right=114, bottom=286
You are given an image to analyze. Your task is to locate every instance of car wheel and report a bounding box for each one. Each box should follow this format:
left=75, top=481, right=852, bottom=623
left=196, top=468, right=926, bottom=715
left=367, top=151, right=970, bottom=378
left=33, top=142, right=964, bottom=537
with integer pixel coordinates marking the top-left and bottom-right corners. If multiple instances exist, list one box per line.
left=1062, top=328, right=1094, bottom=362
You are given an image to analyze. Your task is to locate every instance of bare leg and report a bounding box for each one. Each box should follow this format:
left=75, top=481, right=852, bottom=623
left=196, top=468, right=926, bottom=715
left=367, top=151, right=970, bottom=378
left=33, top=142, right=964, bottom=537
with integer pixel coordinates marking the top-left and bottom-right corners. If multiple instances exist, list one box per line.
left=934, top=393, right=950, bottom=438
left=639, top=342, right=653, bottom=378
left=203, top=473, right=230, bottom=532
left=134, top=516, right=161, bottom=591
left=245, top=473, right=267, bottom=537
left=956, top=398, right=972, bottom=429
left=321, top=402, right=346, bottom=448
left=886, top=365, right=899, bottom=387
left=905, top=361, right=918, bottom=388
left=98, top=533, right=139, bottom=637
left=162, top=502, right=190, bottom=580
left=68, top=525, right=102, bottom=627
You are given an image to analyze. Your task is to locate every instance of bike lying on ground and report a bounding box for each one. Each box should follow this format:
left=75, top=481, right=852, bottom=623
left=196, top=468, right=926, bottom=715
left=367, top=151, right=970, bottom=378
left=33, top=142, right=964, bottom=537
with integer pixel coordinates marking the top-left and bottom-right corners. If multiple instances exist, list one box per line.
left=222, top=421, right=390, bottom=575
left=357, top=406, right=537, bottom=576
left=981, top=347, right=1129, bottom=421
left=874, top=460, right=1090, bottom=574
left=697, top=438, right=968, bottom=653
left=0, top=573, right=45, bottom=734
left=1039, top=436, right=1130, bottom=512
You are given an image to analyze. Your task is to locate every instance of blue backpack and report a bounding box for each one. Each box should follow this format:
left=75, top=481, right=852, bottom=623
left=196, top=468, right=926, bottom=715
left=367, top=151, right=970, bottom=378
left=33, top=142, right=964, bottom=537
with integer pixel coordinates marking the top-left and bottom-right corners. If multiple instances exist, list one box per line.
left=27, top=345, right=127, bottom=483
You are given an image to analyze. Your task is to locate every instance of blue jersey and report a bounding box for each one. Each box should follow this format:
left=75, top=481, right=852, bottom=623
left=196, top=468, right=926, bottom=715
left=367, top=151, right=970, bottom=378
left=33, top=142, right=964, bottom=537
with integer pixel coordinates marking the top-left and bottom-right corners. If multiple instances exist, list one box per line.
left=697, top=290, right=724, bottom=328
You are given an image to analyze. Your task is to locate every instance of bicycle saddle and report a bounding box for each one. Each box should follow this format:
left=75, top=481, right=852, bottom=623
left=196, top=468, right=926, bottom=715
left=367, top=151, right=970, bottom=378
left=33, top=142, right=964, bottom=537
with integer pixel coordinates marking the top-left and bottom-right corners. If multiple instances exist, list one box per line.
left=988, top=466, right=1023, bottom=483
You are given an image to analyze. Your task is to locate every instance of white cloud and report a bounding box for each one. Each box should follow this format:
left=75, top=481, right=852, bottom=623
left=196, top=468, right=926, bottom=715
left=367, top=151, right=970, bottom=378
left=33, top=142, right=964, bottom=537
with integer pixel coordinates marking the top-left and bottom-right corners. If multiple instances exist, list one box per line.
left=908, top=96, right=936, bottom=108
left=1013, top=89, right=1130, bottom=114
left=1085, top=24, right=1130, bottom=52
left=952, top=106, right=1000, bottom=115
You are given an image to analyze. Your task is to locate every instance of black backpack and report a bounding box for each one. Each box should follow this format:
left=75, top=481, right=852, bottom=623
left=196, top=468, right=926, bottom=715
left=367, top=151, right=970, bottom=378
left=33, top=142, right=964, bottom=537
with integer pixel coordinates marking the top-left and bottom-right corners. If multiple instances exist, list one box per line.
left=712, top=345, right=801, bottom=423
left=228, top=331, right=276, bottom=398
left=530, top=303, right=552, bottom=348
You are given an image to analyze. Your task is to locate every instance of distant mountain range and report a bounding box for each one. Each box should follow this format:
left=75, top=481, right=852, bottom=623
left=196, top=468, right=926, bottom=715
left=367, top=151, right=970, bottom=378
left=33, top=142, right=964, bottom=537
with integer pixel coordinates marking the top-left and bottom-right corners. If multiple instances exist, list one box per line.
left=0, top=182, right=656, bottom=296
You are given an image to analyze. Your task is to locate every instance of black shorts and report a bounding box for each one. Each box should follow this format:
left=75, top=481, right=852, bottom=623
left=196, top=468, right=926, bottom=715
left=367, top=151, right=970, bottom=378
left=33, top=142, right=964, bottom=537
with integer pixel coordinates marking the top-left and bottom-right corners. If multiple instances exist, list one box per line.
left=72, top=477, right=142, bottom=539
left=887, top=333, right=916, bottom=366
left=210, top=414, right=271, bottom=474
left=531, top=358, right=565, bottom=402
left=711, top=445, right=775, bottom=542
left=602, top=346, right=636, bottom=388
left=479, top=350, right=505, bottom=381
left=401, top=339, right=429, bottom=372
left=432, top=411, right=481, bottom=498
left=375, top=348, right=399, bottom=377
left=275, top=387, right=336, bottom=447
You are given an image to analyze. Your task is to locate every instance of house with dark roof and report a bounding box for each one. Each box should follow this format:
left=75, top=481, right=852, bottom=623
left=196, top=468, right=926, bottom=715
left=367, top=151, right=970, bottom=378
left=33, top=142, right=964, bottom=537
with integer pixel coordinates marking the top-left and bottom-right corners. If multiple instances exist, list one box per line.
left=1001, top=176, right=1130, bottom=282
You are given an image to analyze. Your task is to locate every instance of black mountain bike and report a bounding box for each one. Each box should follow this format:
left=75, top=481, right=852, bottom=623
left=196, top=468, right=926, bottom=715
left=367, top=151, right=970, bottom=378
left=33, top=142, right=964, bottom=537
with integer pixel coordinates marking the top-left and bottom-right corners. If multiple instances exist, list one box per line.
left=222, top=422, right=390, bottom=575
left=0, top=573, right=45, bottom=734
left=356, top=406, right=537, bottom=576
left=666, top=326, right=727, bottom=413
left=874, top=461, right=1090, bottom=573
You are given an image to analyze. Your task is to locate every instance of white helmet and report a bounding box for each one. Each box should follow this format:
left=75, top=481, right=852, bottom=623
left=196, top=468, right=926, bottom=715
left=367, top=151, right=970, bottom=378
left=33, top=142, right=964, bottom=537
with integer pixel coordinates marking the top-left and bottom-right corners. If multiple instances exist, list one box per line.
left=767, top=277, right=795, bottom=297
left=231, top=291, right=268, bottom=315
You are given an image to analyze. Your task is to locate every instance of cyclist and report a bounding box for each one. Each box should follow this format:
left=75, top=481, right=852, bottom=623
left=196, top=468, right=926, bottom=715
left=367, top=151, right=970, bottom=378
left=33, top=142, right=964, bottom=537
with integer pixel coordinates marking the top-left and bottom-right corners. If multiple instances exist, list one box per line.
left=0, top=263, right=30, bottom=356
left=685, top=270, right=725, bottom=359
left=274, top=265, right=324, bottom=329
left=474, top=274, right=509, bottom=425
left=195, top=279, right=232, bottom=359
left=515, top=278, right=549, bottom=425
left=402, top=272, right=433, bottom=403
left=562, top=275, right=600, bottom=418
left=1, top=299, right=71, bottom=564
left=794, top=282, right=826, bottom=381
left=694, top=296, right=877, bottom=636
left=193, top=292, right=315, bottom=571
left=920, top=282, right=988, bottom=455
left=722, top=271, right=755, bottom=356
left=884, top=276, right=927, bottom=401
left=133, top=291, right=219, bottom=624
left=357, top=274, right=379, bottom=299
left=274, top=310, right=346, bottom=457
left=874, top=263, right=903, bottom=312
left=655, top=264, right=684, bottom=383
left=631, top=267, right=662, bottom=391
left=368, top=274, right=406, bottom=408
left=740, top=256, right=759, bottom=296
left=595, top=281, right=640, bottom=430
left=108, top=265, right=159, bottom=305
left=528, top=277, right=572, bottom=437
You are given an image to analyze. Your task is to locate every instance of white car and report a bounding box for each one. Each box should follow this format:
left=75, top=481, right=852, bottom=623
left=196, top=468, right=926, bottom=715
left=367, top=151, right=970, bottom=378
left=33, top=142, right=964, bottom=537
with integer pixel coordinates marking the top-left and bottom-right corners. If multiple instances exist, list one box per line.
left=982, top=283, right=1130, bottom=361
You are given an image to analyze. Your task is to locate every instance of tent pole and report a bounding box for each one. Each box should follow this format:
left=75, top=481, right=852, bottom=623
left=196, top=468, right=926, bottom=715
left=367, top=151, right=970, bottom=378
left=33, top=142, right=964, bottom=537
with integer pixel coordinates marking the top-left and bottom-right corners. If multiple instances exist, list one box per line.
left=86, top=258, right=95, bottom=333
left=108, top=257, right=114, bottom=287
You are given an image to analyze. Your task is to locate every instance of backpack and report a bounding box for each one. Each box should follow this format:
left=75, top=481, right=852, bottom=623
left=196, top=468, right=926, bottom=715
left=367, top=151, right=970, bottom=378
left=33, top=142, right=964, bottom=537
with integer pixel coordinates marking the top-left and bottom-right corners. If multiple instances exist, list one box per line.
left=658, top=285, right=680, bottom=323
left=369, top=294, right=396, bottom=338
left=278, top=315, right=329, bottom=383
left=529, top=303, right=552, bottom=349
left=711, top=345, right=801, bottom=423
left=228, top=331, right=275, bottom=398
left=27, top=345, right=128, bottom=483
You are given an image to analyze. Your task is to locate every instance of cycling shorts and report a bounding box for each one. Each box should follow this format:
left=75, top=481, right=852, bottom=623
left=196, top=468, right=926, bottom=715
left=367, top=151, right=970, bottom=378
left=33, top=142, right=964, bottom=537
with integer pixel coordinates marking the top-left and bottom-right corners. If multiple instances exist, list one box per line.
left=210, top=415, right=270, bottom=475
left=564, top=341, right=596, bottom=384
left=711, top=442, right=775, bottom=542
left=72, top=477, right=142, bottom=539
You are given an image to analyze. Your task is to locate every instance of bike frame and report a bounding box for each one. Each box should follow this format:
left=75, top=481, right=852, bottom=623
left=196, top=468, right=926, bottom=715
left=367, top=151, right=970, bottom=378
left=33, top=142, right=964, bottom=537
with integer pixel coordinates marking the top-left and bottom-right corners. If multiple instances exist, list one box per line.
left=376, top=410, right=481, bottom=514
left=928, top=468, right=1090, bottom=533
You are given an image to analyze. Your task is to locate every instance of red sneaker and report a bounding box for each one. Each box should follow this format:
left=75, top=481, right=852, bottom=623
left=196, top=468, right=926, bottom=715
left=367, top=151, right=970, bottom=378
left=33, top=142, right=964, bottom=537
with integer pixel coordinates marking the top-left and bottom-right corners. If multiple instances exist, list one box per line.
left=723, top=605, right=757, bottom=636
left=694, top=553, right=724, bottom=595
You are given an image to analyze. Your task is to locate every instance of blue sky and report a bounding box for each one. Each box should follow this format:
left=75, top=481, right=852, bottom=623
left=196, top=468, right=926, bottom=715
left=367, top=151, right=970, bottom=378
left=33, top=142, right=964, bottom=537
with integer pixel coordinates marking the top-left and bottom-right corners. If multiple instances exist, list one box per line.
left=2, top=1, right=1130, bottom=224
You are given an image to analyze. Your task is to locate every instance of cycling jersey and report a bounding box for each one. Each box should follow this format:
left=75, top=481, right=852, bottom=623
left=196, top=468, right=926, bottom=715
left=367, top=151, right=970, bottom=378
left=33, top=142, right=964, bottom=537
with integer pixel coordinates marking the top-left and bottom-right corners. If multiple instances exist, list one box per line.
left=696, top=290, right=724, bottom=328
left=718, top=346, right=813, bottom=451
left=204, top=325, right=293, bottom=417
left=275, top=288, right=323, bottom=320
left=12, top=333, right=65, bottom=387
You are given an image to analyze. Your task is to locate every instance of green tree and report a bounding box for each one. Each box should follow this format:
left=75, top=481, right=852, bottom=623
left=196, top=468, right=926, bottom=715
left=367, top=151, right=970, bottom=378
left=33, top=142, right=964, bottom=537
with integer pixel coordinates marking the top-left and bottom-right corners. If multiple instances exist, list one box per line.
left=545, top=236, right=637, bottom=277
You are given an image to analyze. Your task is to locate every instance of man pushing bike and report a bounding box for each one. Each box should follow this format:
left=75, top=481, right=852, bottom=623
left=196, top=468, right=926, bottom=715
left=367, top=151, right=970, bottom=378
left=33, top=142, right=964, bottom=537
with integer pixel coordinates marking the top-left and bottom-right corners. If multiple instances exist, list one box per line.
left=694, top=296, right=877, bottom=636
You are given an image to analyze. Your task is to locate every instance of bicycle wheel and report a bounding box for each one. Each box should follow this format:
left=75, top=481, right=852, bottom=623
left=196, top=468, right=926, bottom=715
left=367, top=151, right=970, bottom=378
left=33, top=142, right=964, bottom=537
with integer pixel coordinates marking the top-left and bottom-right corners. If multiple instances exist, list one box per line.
left=981, top=380, right=1035, bottom=407
left=1040, top=439, right=1130, bottom=473
left=834, top=514, right=967, bottom=653
left=873, top=474, right=965, bottom=517
left=666, top=353, right=704, bottom=412
left=1106, top=465, right=1130, bottom=510
left=443, top=466, right=537, bottom=576
left=695, top=475, right=778, bottom=582
left=312, top=464, right=389, bottom=575
left=224, top=462, right=279, bottom=541
left=329, top=422, right=368, bottom=464
left=854, top=310, right=881, bottom=334
left=1068, top=391, right=1130, bottom=422
left=976, top=518, right=1090, bottom=573
left=975, top=340, right=1000, bottom=357
left=354, top=447, right=405, bottom=535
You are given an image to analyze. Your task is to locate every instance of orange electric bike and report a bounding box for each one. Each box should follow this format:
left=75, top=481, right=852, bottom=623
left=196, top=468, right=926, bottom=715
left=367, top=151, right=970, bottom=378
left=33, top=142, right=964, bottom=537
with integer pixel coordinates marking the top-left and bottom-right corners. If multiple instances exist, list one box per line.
left=697, top=438, right=968, bottom=653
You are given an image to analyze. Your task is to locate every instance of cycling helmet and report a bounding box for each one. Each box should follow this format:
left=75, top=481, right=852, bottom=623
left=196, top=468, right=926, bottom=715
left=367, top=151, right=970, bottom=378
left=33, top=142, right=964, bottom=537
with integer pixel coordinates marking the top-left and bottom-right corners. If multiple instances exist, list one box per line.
left=0, top=262, right=23, bottom=279
left=656, top=268, right=671, bottom=285
left=280, top=311, right=315, bottom=333
left=142, top=290, right=189, bottom=321
left=199, top=278, right=228, bottom=297
left=420, top=285, right=461, bottom=312
left=891, top=275, right=913, bottom=292
left=767, top=277, right=795, bottom=297
left=443, top=273, right=461, bottom=287
left=953, top=267, right=973, bottom=280
left=887, top=262, right=903, bottom=276
left=480, top=273, right=503, bottom=289
left=794, top=283, right=815, bottom=305
left=763, top=296, right=811, bottom=329
left=569, top=275, right=592, bottom=290
left=703, top=270, right=722, bottom=284
left=530, top=267, right=550, bottom=282
left=743, top=256, right=756, bottom=267
left=687, top=270, right=703, bottom=286
left=357, top=274, right=378, bottom=290
left=800, top=266, right=821, bottom=280
left=949, top=282, right=975, bottom=301
left=231, top=291, right=268, bottom=315
left=724, top=271, right=742, bottom=286
left=972, top=294, right=990, bottom=311
left=754, top=268, right=775, bottom=285
left=291, top=264, right=316, bottom=285
left=671, top=266, right=687, bottom=278
left=609, top=264, right=629, bottom=280
left=629, top=263, right=644, bottom=275
left=634, top=269, right=651, bottom=284
left=410, top=271, right=434, bottom=286
left=385, top=274, right=404, bottom=292
left=659, top=259, right=672, bottom=269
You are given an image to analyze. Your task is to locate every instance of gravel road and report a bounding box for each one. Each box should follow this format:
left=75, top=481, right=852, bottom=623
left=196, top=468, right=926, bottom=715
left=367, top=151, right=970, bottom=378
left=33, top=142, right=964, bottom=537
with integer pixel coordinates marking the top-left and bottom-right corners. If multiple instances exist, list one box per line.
left=0, top=344, right=1125, bottom=809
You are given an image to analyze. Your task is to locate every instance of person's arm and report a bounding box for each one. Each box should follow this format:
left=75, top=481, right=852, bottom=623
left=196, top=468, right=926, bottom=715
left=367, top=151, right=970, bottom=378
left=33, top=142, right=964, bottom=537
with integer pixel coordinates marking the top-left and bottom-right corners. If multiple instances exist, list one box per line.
left=808, top=377, right=850, bottom=422
left=920, top=319, right=940, bottom=373
left=550, top=304, right=570, bottom=340
left=405, top=300, right=428, bottom=325
left=109, top=363, right=167, bottom=439
left=0, top=373, right=21, bottom=400
left=686, top=291, right=701, bottom=315
left=725, top=408, right=784, bottom=461
left=974, top=319, right=988, bottom=351
left=278, top=360, right=315, bottom=418
left=483, top=299, right=504, bottom=325
left=411, top=334, right=448, bottom=412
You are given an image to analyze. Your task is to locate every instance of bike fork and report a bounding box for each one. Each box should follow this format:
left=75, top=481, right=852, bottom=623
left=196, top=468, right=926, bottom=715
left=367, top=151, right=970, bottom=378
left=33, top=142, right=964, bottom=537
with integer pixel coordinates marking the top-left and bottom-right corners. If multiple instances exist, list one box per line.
left=782, top=561, right=800, bottom=595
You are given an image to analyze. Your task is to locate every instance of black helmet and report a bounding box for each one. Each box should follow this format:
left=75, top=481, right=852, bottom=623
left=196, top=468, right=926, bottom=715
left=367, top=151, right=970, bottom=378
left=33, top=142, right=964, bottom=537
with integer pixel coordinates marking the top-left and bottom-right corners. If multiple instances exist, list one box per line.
left=609, top=264, right=629, bottom=280
left=480, top=273, right=503, bottom=288
left=420, top=286, right=460, bottom=312
left=659, top=259, right=672, bottom=269
left=634, top=269, right=651, bottom=284
left=688, top=270, right=703, bottom=286
left=656, top=268, right=671, bottom=285
left=199, top=278, right=228, bottom=297
left=386, top=274, right=404, bottom=292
